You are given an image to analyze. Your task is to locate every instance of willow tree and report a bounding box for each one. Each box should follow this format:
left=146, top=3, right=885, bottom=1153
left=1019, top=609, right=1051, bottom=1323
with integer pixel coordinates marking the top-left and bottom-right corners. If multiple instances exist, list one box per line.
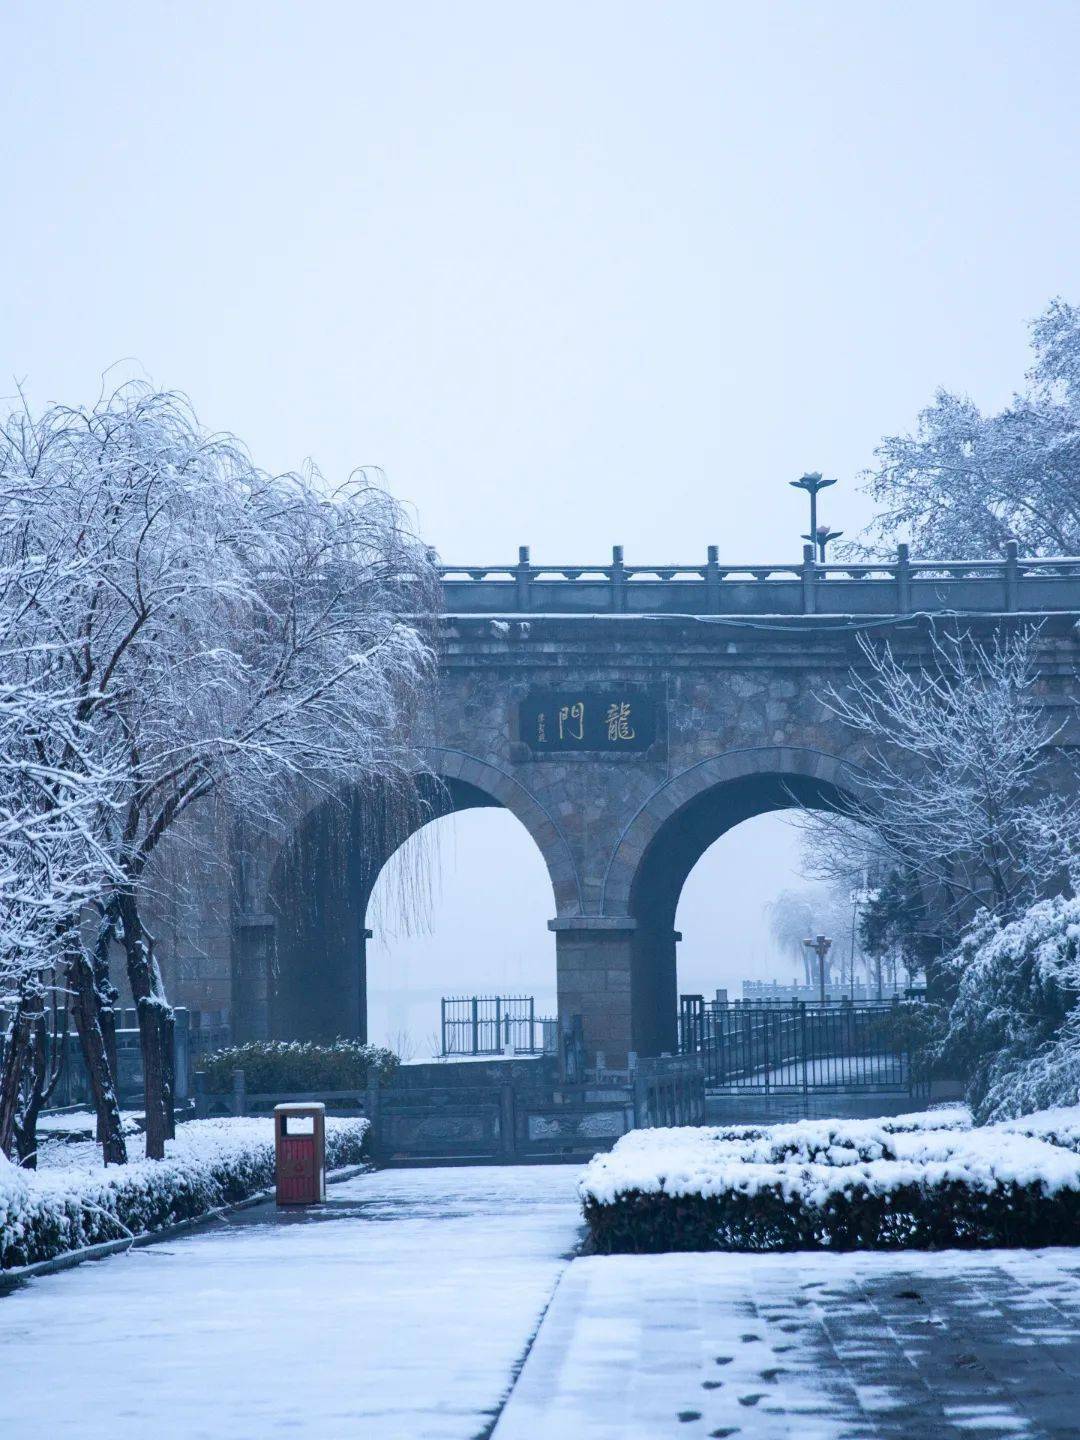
left=0, top=384, right=438, bottom=1160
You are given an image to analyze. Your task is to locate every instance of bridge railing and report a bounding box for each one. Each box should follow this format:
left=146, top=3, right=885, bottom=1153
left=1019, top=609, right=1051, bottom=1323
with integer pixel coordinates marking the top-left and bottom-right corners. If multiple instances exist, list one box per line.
left=438, top=541, right=1080, bottom=617
left=679, top=997, right=918, bottom=1096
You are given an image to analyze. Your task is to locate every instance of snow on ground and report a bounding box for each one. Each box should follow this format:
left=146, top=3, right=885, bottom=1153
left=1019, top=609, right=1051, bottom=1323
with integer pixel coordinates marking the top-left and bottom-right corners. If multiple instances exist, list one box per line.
left=9, top=1107, right=1080, bottom=1438
left=31, top=1114, right=144, bottom=1174
left=36, top=1109, right=142, bottom=1135
left=0, top=1163, right=583, bottom=1440
left=492, top=1246, right=1080, bottom=1440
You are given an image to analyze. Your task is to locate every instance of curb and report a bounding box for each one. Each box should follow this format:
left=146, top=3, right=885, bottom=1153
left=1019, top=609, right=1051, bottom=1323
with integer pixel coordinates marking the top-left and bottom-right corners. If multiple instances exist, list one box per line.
left=0, top=1162, right=371, bottom=1289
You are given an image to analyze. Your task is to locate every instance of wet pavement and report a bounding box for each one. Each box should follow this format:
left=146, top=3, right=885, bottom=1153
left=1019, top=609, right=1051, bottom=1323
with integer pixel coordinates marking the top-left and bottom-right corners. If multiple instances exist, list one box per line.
left=493, top=1246, right=1080, bottom=1440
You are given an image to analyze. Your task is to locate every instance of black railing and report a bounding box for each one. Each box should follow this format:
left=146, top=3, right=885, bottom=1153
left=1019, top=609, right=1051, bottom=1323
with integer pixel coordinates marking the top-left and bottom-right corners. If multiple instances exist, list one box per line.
left=680, top=997, right=915, bottom=1095
left=438, top=540, right=1080, bottom=617
left=440, top=995, right=557, bottom=1057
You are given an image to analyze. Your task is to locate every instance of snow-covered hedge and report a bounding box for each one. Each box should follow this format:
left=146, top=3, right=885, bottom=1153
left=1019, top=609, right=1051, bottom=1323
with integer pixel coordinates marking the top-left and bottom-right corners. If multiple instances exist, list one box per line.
left=580, top=1110, right=1080, bottom=1253
left=0, top=1116, right=369, bottom=1270
left=998, top=1103, right=1080, bottom=1155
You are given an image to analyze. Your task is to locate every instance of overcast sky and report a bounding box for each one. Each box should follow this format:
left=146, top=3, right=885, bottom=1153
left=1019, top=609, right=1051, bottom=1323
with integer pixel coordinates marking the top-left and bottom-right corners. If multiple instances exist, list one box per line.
left=4, top=2, right=1079, bottom=1047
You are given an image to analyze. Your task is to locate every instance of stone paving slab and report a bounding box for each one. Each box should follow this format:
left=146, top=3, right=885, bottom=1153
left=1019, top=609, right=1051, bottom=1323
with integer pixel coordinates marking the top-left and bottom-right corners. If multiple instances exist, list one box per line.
left=0, top=1164, right=584, bottom=1440
left=491, top=1248, right=1080, bottom=1440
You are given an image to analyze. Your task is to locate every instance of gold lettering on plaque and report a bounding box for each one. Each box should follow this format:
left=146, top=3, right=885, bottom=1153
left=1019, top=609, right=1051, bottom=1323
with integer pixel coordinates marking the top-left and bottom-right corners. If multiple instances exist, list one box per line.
left=606, top=701, right=635, bottom=741
left=558, top=701, right=585, bottom=741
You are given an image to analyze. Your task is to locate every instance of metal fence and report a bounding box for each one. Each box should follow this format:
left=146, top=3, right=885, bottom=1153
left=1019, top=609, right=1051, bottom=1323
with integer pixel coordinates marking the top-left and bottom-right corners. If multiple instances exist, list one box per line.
left=678, top=995, right=914, bottom=1094
left=440, top=996, right=558, bottom=1057
left=0, top=1006, right=224, bottom=1112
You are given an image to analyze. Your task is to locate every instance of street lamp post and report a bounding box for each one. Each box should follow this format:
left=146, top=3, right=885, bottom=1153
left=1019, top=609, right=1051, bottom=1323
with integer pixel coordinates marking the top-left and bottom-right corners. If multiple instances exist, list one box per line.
left=790, top=472, right=842, bottom=560
left=809, top=522, right=843, bottom=562
left=803, top=933, right=833, bottom=1005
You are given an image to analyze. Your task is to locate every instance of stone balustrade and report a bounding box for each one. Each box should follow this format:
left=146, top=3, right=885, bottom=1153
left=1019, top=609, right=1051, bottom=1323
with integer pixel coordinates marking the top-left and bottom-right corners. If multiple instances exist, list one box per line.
left=438, top=540, right=1080, bottom=616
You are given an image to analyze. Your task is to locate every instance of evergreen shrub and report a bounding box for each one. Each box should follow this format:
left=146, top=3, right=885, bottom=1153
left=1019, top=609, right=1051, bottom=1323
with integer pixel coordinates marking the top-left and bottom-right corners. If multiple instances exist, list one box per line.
left=581, top=1113, right=1080, bottom=1254
left=200, top=1039, right=398, bottom=1094
left=0, top=1116, right=369, bottom=1270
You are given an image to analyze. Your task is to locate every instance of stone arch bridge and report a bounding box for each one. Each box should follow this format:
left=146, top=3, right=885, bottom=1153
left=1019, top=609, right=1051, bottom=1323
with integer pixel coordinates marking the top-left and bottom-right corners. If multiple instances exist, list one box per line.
left=225, top=545, right=1080, bottom=1069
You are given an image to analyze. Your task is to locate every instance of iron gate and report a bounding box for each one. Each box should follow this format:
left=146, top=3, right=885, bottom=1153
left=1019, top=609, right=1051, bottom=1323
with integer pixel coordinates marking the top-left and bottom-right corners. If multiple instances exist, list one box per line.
left=440, top=995, right=557, bottom=1056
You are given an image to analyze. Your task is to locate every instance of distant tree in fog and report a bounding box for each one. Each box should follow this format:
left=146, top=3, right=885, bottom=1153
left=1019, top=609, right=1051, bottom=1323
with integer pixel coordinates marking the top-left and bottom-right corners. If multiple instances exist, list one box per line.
left=765, top=882, right=863, bottom=989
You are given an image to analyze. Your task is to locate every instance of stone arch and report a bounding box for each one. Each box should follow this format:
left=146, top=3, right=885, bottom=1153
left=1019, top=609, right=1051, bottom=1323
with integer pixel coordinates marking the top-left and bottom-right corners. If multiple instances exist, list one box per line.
left=603, top=745, right=866, bottom=916
left=265, top=749, right=581, bottom=1042
left=422, top=749, right=583, bottom=916
left=601, top=746, right=867, bottom=1057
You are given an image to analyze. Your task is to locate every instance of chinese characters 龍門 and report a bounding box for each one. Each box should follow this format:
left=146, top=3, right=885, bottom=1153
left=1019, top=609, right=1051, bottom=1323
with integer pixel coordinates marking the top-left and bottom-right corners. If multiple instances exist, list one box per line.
left=534, top=699, right=637, bottom=744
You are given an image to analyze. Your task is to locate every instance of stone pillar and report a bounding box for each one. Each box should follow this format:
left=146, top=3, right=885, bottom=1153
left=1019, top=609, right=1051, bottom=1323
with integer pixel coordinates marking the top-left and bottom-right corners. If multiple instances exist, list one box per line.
left=549, top=917, right=637, bottom=1070
left=358, top=927, right=373, bottom=1043
left=232, top=915, right=275, bottom=1042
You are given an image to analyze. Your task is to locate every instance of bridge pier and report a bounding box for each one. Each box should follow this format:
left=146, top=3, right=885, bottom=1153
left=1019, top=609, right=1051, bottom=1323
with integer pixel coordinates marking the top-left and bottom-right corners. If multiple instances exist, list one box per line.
left=550, top=916, right=681, bottom=1070
left=550, top=917, right=636, bottom=1071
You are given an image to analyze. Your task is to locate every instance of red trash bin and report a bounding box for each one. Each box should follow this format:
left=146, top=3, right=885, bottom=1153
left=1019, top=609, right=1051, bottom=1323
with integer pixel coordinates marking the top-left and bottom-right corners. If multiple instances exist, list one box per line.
left=274, top=1103, right=326, bottom=1206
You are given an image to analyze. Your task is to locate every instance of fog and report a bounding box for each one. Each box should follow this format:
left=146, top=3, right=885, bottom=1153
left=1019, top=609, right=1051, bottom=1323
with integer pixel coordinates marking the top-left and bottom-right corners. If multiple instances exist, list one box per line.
left=4, top=2, right=1080, bottom=1046
left=366, top=808, right=809, bottom=1054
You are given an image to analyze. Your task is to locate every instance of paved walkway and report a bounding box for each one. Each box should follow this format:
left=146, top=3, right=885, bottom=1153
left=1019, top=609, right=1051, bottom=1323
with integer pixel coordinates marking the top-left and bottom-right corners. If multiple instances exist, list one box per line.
left=493, top=1248, right=1080, bottom=1440
left=0, top=1165, right=583, bottom=1440
left=6, top=1166, right=1080, bottom=1439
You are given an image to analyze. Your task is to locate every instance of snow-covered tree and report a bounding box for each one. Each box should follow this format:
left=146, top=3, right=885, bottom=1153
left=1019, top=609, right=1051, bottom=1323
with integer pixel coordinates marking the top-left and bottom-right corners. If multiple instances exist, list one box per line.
left=805, top=626, right=1080, bottom=957
left=856, top=868, right=927, bottom=995
left=765, top=886, right=851, bottom=986
left=852, top=297, right=1080, bottom=558
left=0, top=548, right=124, bottom=1162
left=765, top=869, right=878, bottom=993
left=765, top=889, right=819, bottom=982
left=0, top=384, right=438, bottom=1160
left=940, top=896, right=1080, bottom=1121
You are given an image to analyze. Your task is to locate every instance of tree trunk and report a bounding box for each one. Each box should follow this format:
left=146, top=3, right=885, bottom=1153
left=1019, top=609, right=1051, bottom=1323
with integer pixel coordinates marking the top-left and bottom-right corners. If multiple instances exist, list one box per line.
left=92, top=903, right=120, bottom=1144
left=69, top=945, right=129, bottom=1166
left=14, top=1010, right=48, bottom=1169
left=162, top=1008, right=176, bottom=1140
left=0, top=989, right=38, bottom=1160
left=118, top=887, right=171, bottom=1160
